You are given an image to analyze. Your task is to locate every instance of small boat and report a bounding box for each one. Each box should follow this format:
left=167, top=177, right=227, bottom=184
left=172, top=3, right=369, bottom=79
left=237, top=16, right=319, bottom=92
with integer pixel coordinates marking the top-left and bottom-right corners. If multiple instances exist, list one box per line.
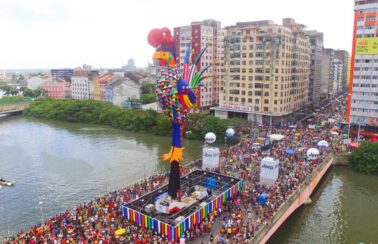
left=0, top=179, right=15, bottom=187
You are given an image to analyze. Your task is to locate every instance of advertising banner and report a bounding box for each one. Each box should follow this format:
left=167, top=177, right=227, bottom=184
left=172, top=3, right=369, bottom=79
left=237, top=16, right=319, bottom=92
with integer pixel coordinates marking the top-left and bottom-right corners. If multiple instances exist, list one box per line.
left=356, top=37, right=378, bottom=55
left=202, top=147, right=220, bottom=170
left=260, top=157, right=279, bottom=186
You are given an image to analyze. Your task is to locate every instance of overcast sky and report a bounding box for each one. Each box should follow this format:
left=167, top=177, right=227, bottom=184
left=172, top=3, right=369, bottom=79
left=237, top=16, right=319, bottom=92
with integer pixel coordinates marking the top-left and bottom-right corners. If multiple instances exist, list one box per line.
left=0, top=0, right=354, bottom=69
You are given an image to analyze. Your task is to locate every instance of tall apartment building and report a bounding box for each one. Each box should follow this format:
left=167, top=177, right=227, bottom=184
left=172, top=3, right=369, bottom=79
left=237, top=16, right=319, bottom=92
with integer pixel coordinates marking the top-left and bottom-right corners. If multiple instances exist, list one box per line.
left=347, top=0, right=378, bottom=135
left=307, top=31, right=324, bottom=106
left=321, top=48, right=346, bottom=100
left=335, top=50, right=350, bottom=93
left=174, top=19, right=226, bottom=109
left=213, top=18, right=310, bottom=126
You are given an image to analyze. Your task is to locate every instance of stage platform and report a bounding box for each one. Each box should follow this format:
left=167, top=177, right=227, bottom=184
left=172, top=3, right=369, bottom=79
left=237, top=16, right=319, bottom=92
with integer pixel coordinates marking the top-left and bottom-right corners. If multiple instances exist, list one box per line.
left=121, top=169, right=243, bottom=241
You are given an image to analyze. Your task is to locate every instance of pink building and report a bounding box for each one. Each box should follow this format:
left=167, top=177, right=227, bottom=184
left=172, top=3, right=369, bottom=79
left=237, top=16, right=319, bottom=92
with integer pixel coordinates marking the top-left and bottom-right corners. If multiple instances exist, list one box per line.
left=40, top=78, right=71, bottom=99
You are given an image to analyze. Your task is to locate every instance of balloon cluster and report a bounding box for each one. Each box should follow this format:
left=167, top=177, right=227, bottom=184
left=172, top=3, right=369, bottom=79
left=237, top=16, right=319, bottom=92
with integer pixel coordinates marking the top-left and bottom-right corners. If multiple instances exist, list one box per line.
left=155, top=66, right=190, bottom=124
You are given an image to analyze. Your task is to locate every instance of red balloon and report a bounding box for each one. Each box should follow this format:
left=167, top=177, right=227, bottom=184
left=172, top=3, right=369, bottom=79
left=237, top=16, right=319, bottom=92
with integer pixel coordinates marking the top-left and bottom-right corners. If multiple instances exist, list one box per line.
left=147, top=28, right=163, bottom=47
left=160, top=27, right=172, bottom=43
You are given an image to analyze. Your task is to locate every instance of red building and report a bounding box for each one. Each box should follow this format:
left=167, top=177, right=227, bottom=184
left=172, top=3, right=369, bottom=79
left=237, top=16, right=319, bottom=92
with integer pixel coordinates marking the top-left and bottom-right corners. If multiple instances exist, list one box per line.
left=40, top=78, right=71, bottom=99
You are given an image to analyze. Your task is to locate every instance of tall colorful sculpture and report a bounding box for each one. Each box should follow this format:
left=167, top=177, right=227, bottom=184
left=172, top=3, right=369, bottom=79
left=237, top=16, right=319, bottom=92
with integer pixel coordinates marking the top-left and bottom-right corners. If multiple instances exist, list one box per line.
left=148, top=27, right=210, bottom=199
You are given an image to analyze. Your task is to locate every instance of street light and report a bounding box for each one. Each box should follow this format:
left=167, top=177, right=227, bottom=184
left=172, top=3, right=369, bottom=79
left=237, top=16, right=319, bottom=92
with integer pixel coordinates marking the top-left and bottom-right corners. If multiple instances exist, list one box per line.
left=39, top=201, right=44, bottom=224
left=185, top=131, right=192, bottom=165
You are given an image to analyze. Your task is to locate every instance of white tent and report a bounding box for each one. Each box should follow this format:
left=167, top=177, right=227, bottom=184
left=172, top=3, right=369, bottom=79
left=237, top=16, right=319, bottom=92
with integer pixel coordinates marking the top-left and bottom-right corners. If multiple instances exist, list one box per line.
left=306, top=148, right=320, bottom=160
left=268, top=134, right=285, bottom=141
left=317, top=140, right=329, bottom=148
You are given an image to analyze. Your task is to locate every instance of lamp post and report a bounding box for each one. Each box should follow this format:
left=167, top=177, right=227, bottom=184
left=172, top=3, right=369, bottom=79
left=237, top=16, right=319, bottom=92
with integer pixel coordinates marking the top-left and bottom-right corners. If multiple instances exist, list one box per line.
left=185, top=131, right=192, bottom=165
left=39, top=201, right=44, bottom=224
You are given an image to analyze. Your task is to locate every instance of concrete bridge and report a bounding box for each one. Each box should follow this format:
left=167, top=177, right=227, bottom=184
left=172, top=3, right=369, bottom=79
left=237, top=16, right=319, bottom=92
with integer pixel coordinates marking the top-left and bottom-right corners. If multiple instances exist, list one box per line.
left=0, top=101, right=31, bottom=115
left=252, top=155, right=335, bottom=244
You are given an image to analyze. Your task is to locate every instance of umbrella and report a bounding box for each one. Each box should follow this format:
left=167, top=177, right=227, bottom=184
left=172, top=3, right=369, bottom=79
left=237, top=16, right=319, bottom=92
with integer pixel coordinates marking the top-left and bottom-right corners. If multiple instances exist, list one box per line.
left=349, top=142, right=360, bottom=148
left=330, top=131, right=339, bottom=136
left=370, top=137, right=378, bottom=142
left=286, top=149, right=295, bottom=155
left=317, top=140, right=329, bottom=148
left=268, top=134, right=285, bottom=141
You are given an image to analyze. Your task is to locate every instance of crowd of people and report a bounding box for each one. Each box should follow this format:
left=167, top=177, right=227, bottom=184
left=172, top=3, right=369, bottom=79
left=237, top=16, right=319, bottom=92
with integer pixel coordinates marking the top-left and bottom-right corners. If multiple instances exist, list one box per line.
left=4, top=96, right=348, bottom=243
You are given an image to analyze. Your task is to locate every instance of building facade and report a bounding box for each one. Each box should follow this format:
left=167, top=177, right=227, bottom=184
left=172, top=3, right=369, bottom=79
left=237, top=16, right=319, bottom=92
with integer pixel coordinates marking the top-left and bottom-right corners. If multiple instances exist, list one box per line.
left=307, top=31, right=324, bottom=106
left=174, top=19, right=226, bottom=109
left=27, top=76, right=49, bottom=90
left=213, top=18, right=311, bottom=126
left=40, top=78, right=70, bottom=99
left=71, top=76, right=93, bottom=100
left=347, top=0, right=378, bottom=132
left=106, top=77, right=140, bottom=106
left=334, top=50, right=350, bottom=93
left=321, top=48, right=345, bottom=99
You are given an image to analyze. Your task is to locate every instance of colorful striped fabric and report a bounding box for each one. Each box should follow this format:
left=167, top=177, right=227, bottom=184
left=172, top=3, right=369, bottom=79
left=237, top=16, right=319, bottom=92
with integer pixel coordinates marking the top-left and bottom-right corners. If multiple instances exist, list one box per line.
left=121, top=180, right=243, bottom=241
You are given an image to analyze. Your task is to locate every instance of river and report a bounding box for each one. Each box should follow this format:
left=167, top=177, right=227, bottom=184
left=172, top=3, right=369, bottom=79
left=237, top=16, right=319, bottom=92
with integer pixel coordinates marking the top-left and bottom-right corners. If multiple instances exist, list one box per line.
left=1, top=116, right=378, bottom=243
left=0, top=116, right=203, bottom=238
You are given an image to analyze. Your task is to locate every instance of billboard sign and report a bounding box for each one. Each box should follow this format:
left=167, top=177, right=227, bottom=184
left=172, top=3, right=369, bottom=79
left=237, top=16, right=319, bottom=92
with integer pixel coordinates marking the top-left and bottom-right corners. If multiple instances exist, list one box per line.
left=355, top=37, right=378, bottom=55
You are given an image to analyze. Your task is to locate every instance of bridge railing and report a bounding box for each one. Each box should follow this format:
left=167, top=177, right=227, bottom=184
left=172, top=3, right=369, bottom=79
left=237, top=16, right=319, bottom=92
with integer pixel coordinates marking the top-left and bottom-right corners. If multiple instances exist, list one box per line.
left=251, top=154, right=334, bottom=244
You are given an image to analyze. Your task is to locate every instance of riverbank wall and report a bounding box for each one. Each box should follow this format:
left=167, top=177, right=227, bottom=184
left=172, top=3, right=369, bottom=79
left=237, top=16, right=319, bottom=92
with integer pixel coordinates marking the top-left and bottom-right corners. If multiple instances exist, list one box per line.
left=252, top=155, right=335, bottom=244
left=333, top=152, right=350, bottom=166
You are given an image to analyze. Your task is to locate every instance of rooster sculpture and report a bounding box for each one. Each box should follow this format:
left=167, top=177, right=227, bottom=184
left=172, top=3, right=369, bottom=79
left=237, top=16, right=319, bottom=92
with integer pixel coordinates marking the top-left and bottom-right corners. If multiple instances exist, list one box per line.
left=148, top=27, right=210, bottom=199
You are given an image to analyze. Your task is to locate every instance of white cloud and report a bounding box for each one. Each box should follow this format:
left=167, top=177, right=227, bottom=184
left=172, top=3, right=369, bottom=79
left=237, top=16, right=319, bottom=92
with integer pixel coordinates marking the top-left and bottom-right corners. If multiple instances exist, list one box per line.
left=0, top=0, right=354, bottom=69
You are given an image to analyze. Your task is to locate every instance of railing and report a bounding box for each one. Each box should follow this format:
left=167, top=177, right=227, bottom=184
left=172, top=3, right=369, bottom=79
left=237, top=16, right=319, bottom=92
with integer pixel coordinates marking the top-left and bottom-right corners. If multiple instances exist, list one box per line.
left=251, top=154, right=334, bottom=244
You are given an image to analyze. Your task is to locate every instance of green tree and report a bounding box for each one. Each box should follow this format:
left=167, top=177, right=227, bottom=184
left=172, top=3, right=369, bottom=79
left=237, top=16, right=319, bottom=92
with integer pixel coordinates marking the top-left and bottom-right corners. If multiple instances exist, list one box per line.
left=141, top=84, right=155, bottom=94
left=140, top=94, right=156, bottom=104
left=349, top=141, right=378, bottom=174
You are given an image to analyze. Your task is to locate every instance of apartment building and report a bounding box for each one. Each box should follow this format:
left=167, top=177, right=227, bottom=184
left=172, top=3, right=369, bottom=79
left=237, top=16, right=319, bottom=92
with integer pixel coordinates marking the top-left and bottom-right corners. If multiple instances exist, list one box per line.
left=213, top=18, right=310, bottom=126
left=347, top=0, right=378, bottom=135
left=174, top=19, right=226, bottom=109
left=71, top=76, right=93, bottom=100
left=307, top=31, right=324, bottom=106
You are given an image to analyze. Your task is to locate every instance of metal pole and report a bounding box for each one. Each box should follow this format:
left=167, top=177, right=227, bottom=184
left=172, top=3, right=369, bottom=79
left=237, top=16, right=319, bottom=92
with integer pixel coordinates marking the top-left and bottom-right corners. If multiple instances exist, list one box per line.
left=185, top=131, right=192, bottom=165
left=347, top=123, right=351, bottom=139
left=357, top=123, right=361, bottom=143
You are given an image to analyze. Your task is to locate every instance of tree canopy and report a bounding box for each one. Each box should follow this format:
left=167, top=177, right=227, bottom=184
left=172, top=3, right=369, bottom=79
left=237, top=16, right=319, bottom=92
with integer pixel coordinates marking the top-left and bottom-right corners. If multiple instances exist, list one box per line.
left=24, top=98, right=248, bottom=143
left=349, top=141, right=378, bottom=175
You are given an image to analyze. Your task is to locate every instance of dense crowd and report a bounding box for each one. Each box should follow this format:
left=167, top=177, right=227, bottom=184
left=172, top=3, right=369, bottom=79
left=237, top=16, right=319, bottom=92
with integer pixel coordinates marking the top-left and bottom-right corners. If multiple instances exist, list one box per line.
left=4, top=96, right=348, bottom=243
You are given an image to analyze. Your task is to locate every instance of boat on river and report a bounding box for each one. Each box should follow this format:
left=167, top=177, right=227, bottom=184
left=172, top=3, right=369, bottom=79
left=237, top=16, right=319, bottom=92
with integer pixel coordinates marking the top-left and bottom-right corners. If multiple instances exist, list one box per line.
left=0, top=179, right=15, bottom=187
